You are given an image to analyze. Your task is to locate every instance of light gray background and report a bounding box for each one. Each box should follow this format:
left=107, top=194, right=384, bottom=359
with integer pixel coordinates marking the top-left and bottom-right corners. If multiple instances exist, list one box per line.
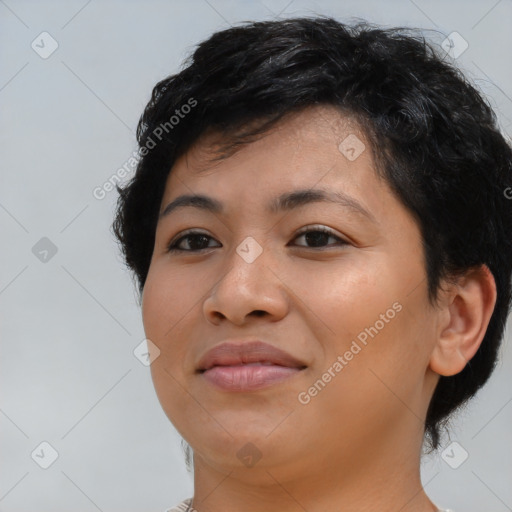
left=1, top=1, right=511, bottom=511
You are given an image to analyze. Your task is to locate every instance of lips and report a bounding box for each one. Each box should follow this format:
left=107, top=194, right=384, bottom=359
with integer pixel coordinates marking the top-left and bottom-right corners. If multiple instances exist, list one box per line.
left=196, top=340, right=307, bottom=391
left=197, top=340, right=307, bottom=371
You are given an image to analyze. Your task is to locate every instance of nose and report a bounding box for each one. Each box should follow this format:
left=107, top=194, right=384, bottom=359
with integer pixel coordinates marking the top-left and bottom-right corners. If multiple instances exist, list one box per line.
left=203, top=242, right=289, bottom=326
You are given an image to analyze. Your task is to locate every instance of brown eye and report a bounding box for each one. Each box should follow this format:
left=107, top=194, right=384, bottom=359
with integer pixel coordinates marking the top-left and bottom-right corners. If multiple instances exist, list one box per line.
left=166, top=226, right=348, bottom=253
left=167, top=231, right=221, bottom=252
left=292, top=226, right=348, bottom=249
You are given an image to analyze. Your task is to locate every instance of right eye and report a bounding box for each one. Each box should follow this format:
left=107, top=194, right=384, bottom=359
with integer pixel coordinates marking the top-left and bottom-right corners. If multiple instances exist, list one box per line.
left=166, top=231, right=221, bottom=253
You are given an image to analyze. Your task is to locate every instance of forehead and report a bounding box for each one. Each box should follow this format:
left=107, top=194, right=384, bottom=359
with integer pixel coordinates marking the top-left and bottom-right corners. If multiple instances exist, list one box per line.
left=161, top=105, right=386, bottom=214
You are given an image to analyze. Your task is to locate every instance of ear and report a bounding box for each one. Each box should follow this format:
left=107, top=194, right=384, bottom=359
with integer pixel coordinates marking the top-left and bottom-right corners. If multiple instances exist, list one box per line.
left=429, top=265, right=497, bottom=377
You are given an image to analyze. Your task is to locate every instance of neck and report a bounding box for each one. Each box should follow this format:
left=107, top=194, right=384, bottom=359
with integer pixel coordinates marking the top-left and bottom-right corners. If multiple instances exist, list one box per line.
left=189, top=422, right=439, bottom=512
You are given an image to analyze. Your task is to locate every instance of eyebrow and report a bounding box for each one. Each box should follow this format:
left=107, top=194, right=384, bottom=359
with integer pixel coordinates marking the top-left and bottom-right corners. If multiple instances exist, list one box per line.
left=158, top=188, right=376, bottom=223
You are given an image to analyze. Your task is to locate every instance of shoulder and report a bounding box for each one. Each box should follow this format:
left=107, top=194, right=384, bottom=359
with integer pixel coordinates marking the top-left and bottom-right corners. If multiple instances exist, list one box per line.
left=165, top=497, right=193, bottom=512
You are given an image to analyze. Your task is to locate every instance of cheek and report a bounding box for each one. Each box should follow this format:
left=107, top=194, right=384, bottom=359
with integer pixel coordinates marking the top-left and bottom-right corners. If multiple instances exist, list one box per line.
left=141, top=262, right=192, bottom=340
left=142, top=265, right=195, bottom=427
left=309, top=257, right=430, bottom=386
left=141, top=264, right=194, bottom=392
left=303, top=261, right=395, bottom=341
left=141, top=280, right=167, bottom=347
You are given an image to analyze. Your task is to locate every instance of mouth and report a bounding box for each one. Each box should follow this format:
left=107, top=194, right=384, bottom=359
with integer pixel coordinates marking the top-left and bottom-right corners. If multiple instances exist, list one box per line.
left=196, top=340, right=307, bottom=392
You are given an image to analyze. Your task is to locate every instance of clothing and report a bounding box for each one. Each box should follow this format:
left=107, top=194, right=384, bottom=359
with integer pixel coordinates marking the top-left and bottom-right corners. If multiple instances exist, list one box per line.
left=166, top=498, right=192, bottom=512
left=165, top=498, right=454, bottom=511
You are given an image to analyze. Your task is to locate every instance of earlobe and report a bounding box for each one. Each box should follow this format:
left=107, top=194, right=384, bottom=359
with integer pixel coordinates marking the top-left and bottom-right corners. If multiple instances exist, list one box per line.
left=429, top=265, right=497, bottom=377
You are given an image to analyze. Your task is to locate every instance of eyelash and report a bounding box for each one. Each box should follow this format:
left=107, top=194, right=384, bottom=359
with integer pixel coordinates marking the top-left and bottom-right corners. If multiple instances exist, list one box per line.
left=166, top=226, right=349, bottom=253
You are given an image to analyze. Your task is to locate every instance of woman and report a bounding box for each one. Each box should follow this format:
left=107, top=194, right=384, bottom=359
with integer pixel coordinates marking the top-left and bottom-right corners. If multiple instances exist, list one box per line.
left=113, top=17, right=512, bottom=512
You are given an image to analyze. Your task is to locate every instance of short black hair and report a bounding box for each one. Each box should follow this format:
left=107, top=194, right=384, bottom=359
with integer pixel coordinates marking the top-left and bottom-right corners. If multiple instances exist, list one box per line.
left=112, top=16, right=512, bottom=450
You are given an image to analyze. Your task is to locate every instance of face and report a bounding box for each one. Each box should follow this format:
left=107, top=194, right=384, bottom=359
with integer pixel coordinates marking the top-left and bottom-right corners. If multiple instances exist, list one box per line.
left=142, top=106, right=441, bottom=481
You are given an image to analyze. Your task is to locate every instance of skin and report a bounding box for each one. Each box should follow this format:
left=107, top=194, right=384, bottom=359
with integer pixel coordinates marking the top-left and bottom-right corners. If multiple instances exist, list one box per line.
left=141, top=105, right=496, bottom=512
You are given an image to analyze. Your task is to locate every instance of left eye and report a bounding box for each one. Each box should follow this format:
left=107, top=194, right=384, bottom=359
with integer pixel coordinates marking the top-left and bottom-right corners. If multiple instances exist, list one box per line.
left=166, top=226, right=348, bottom=253
left=291, top=226, right=348, bottom=249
